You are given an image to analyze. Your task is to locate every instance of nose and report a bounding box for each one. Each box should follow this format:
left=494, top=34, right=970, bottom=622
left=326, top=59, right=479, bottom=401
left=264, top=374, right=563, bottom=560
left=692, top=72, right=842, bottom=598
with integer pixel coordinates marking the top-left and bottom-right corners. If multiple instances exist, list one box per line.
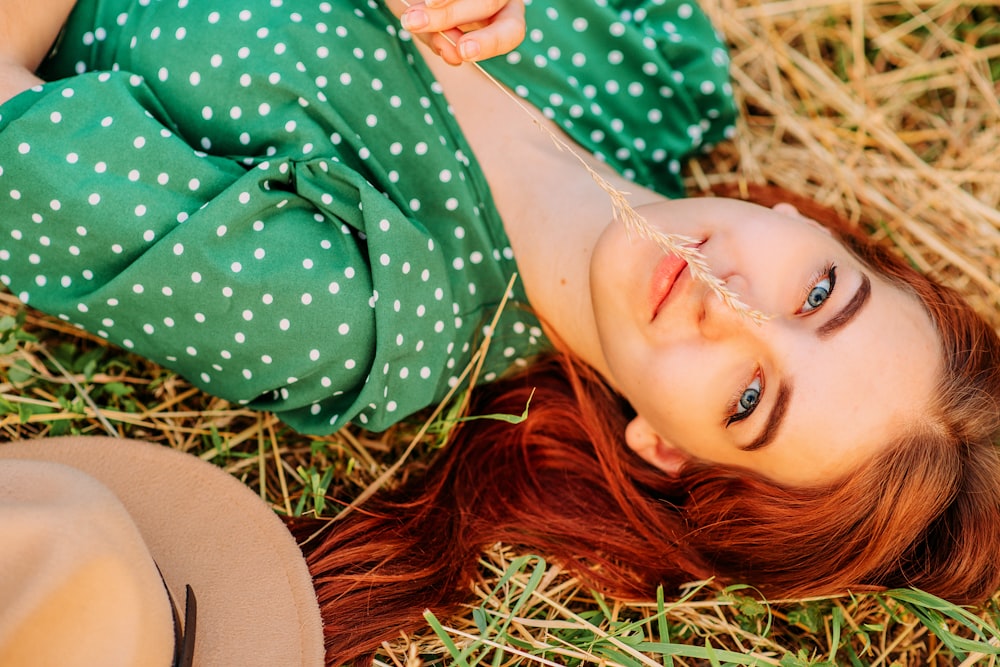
left=697, top=277, right=760, bottom=341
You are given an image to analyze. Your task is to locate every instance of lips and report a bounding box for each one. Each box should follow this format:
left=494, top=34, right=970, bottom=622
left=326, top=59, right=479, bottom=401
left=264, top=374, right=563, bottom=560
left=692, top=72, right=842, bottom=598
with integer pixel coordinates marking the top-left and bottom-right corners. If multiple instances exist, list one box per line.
left=649, top=252, right=689, bottom=322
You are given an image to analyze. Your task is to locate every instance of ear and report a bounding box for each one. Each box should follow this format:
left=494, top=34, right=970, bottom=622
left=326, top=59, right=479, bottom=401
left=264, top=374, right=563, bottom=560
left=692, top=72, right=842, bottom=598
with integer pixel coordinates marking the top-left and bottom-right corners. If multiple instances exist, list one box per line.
left=772, top=202, right=833, bottom=237
left=625, top=415, right=689, bottom=477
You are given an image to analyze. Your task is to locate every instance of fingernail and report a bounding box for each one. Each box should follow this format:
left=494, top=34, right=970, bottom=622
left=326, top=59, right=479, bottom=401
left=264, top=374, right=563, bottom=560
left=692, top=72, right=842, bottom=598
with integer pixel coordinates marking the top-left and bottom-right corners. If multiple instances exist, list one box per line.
left=460, top=40, right=480, bottom=60
left=401, top=9, right=428, bottom=31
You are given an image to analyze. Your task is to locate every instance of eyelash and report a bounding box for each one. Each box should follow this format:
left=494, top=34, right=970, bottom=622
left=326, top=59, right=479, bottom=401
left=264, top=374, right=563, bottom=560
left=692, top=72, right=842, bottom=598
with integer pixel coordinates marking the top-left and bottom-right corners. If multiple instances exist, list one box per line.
left=797, top=263, right=838, bottom=315
left=726, top=369, right=762, bottom=426
left=724, top=263, right=838, bottom=427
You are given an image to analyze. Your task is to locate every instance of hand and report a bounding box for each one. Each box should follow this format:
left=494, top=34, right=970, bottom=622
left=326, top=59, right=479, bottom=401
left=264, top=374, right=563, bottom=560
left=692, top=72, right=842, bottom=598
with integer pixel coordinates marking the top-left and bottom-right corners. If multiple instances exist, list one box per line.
left=398, top=0, right=526, bottom=65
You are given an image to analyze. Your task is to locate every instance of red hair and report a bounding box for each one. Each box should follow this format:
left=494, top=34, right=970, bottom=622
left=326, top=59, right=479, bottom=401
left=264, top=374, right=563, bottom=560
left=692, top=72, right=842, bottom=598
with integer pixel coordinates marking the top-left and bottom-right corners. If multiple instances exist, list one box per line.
left=294, top=184, right=1000, bottom=666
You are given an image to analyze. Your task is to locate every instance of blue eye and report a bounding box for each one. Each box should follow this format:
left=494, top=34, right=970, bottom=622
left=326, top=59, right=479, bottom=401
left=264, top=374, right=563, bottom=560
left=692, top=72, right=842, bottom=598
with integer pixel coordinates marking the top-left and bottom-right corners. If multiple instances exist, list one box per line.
left=799, top=265, right=837, bottom=314
left=727, top=374, right=762, bottom=426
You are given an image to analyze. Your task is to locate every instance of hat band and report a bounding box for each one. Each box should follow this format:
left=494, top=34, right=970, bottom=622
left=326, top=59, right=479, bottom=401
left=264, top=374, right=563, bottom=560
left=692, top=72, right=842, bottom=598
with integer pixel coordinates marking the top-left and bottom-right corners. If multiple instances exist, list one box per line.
left=157, top=562, right=197, bottom=667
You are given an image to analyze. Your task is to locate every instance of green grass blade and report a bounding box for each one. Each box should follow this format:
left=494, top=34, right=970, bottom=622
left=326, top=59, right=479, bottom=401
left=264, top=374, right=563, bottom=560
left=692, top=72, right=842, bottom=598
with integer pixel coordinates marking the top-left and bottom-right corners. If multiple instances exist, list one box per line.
left=423, top=609, right=474, bottom=667
left=887, top=588, right=1000, bottom=657
left=656, top=586, right=674, bottom=667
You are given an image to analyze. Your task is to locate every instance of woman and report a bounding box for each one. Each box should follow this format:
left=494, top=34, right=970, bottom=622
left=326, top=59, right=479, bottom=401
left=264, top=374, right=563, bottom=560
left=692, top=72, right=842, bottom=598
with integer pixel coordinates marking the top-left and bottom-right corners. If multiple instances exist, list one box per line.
left=2, top=0, right=999, bottom=664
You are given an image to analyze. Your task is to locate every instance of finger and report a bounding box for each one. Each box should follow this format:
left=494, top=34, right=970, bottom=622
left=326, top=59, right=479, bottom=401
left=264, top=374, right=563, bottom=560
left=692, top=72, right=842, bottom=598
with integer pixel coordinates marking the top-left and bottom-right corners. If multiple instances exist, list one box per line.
left=427, top=29, right=466, bottom=66
left=454, top=0, right=525, bottom=61
left=401, top=0, right=507, bottom=34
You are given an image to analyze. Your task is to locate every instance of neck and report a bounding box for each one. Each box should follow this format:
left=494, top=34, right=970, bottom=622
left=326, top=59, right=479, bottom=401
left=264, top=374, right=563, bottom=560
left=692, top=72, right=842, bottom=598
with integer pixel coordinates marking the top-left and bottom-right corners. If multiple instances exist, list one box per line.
left=418, top=47, right=664, bottom=377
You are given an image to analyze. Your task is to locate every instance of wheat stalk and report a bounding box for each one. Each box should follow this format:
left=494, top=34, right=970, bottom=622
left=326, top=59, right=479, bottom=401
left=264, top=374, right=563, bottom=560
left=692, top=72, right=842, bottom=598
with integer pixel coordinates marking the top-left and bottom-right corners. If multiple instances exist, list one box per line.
left=586, top=167, right=771, bottom=324
left=480, top=63, right=770, bottom=323
left=403, top=6, right=769, bottom=323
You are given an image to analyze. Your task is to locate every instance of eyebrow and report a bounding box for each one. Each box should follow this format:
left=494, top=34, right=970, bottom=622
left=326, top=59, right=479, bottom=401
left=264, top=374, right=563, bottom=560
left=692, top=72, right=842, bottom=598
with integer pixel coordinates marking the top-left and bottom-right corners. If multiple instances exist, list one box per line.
left=739, top=380, right=793, bottom=452
left=816, top=274, right=872, bottom=339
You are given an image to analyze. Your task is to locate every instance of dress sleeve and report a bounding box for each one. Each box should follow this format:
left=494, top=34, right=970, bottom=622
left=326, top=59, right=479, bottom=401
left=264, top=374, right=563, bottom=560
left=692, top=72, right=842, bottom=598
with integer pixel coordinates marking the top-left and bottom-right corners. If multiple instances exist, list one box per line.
left=0, top=72, right=459, bottom=434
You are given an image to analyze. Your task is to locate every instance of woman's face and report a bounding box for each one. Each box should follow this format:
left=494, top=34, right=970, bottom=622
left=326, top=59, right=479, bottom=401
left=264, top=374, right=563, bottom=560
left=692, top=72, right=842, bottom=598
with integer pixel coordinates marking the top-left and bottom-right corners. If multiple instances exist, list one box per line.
left=589, top=198, right=941, bottom=486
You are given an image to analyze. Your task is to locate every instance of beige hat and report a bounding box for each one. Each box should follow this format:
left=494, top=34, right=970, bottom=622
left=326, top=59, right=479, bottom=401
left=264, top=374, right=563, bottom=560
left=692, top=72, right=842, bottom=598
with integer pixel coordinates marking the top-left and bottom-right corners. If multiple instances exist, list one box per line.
left=0, top=436, right=324, bottom=667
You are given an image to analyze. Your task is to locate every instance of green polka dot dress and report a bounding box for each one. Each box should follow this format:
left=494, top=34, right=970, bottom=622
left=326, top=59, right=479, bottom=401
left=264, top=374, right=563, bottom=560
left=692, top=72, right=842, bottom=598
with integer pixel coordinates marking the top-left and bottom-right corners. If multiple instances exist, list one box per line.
left=0, top=0, right=735, bottom=434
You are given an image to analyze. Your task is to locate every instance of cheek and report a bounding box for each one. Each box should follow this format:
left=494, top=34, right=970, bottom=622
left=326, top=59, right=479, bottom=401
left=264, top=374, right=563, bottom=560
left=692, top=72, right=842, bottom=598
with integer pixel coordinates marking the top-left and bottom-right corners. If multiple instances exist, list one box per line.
left=618, top=353, right=705, bottom=428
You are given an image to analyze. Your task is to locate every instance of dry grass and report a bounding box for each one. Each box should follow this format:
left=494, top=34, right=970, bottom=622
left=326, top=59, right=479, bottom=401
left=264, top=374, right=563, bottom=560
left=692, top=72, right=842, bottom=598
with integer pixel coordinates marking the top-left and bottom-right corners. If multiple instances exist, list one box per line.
left=696, top=0, right=1000, bottom=330
left=2, top=0, right=1000, bottom=664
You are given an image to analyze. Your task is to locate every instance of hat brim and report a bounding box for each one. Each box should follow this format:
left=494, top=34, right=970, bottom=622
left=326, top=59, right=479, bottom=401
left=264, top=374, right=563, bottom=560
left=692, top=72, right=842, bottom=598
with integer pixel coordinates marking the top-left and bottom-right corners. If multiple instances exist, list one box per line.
left=0, top=437, right=324, bottom=667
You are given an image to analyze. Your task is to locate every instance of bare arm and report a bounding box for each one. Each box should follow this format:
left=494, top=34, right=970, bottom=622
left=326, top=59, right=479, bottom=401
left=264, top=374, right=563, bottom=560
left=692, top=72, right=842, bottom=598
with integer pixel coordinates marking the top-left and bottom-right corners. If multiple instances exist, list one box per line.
left=0, top=0, right=77, bottom=103
left=0, top=61, right=42, bottom=104
left=0, top=0, right=77, bottom=70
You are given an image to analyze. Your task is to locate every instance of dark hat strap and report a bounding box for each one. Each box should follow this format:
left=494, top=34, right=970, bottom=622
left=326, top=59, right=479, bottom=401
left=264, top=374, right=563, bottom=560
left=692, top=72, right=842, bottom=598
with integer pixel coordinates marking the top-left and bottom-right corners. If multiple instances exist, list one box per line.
left=156, top=563, right=197, bottom=667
